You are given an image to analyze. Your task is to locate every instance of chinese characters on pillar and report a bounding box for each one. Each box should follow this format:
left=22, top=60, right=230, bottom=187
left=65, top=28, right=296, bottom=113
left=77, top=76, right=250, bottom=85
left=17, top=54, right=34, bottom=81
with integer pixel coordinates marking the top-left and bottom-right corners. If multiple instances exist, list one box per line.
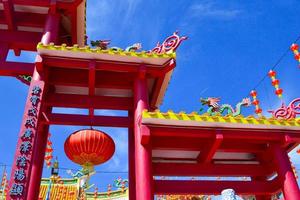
left=10, top=86, right=42, bottom=198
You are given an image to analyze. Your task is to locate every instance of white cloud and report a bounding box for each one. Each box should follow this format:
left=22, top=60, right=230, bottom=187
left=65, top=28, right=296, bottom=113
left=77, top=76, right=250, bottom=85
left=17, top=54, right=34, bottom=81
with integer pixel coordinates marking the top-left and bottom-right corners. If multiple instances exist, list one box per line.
left=189, top=2, right=242, bottom=20
left=87, top=0, right=141, bottom=37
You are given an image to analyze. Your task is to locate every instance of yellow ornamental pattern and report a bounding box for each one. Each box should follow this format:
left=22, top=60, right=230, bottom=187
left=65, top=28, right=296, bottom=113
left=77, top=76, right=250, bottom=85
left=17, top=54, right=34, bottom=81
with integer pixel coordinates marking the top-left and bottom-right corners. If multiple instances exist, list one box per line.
left=142, top=110, right=300, bottom=127
left=37, top=43, right=176, bottom=59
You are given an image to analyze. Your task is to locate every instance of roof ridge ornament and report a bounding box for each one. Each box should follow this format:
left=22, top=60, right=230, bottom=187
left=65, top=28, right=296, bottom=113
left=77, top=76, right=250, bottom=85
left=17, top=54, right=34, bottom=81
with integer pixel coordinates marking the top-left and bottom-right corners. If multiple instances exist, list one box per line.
left=150, top=31, right=188, bottom=54
left=200, top=97, right=251, bottom=117
left=268, top=98, right=300, bottom=119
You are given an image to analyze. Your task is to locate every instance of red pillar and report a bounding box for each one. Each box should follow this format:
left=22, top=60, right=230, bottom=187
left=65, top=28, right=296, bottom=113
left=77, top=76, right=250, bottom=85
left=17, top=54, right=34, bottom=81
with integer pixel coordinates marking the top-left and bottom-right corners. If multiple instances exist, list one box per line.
left=134, top=70, right=153, bottom=200
left=7, top=68, right=47, bottom=200
left=26, top=110, right=50, bottom=199
left=252, top=177, right=272, bottom=200
left=128, top=126, right=136, bottom=200
left=26, top=12, right=59, bottom=199
left=272, top=145, right=300, bottom=200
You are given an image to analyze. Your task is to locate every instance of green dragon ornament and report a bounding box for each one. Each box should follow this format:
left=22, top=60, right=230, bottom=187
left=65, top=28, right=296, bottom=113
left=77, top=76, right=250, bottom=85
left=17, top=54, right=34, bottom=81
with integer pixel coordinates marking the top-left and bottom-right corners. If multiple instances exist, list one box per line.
left=200, top=97, right=251, bottom=117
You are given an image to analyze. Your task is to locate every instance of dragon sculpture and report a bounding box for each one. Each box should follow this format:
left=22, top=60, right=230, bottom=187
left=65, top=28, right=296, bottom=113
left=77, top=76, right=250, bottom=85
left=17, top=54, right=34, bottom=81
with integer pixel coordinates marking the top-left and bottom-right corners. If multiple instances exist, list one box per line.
left=67, top=168, right=96, bottom=190
left=110, top=43, right=142, bottom=52
left=200, top=97, right=251, bottom=117
left=113, top=177, right=128, bottom=189
left=91, top=39, right=142, bottom=52
left=90, top=39, right=111, bottom=50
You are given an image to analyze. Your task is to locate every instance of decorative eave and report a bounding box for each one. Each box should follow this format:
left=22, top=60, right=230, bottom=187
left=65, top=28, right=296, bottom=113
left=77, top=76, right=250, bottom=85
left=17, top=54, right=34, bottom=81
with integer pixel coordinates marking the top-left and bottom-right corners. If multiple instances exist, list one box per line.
left=142, top=110, right=300, bottom=131
left=37, top=42, right=176, bottom=60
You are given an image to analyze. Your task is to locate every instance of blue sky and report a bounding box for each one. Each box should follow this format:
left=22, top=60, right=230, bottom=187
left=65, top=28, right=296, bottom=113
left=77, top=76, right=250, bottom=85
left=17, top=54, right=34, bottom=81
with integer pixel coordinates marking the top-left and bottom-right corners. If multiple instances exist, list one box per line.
left=0, top=0, right=300, bottom=196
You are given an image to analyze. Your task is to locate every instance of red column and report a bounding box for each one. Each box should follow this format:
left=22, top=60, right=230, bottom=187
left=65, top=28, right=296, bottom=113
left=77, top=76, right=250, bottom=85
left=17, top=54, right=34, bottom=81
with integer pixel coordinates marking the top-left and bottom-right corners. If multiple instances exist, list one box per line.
left=26, top=111, right=50, bottom=199
left=134, top=71, right=153, bottom=200
left=26, top=12, right=59, bottom=200
left=128, top=126, right=136, bottom=200
left=7, top=68, right=47, bottom=200
left=272, top=145, right=300, bottom=200
left=252, top=177, right=271, bottom=200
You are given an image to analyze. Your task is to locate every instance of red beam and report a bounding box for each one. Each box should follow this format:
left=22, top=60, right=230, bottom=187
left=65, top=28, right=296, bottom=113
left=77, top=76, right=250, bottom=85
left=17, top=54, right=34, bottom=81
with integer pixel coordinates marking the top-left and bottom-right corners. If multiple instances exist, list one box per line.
left=46, top=93, right=132, bottom=110
left=151, top=127, right=214, bottom=138
left=152, top=136, right=267, bottom=153
left=0, top=61, right=34, bottom=76
left=48, top=68, right=133, bottom=89
left=152, top=137, right=207, bottom=151
left=14, top=12, right=46, bottom=28
left=197, top=133, right=223, bottom=163
left=43, top=57, right=169, bottom=77
left=149, top=127, right=288, bottom=142
left=8, top=0, right=51, bottom=6
left=0, top=30, right=42, bottom=51
left=0, top=11, right=46, bottom=28
left=45, top=113, right=131, bottom=127
left=154, top=179, right=279, bottom=195
left=7, top=0, right=83, bottom=8
left=152, top=163, right=274, bottom=177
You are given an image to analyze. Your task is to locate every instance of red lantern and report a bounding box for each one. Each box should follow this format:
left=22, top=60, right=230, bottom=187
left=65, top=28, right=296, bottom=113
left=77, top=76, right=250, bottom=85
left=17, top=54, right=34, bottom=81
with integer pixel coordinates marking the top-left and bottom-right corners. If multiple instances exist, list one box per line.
left=250, top=90, right=257, bottom=97
left=275, top=88, right=283, bottom=95
left=271, top=79, right=279, bottom=86
left=255, top=108, right=262, bottom=114
left=268, top=70, right=276, bottom=77
left=291, top=43, right=299, bottom=51
left=64, top=129, right=115, bottom=167
left=252, top=99, right=259, bottom=106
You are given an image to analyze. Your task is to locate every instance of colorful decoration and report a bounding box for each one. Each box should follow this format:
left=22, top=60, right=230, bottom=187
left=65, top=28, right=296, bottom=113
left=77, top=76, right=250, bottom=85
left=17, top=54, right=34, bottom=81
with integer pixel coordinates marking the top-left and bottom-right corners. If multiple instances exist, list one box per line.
left=93, top=187, right=98, bottom=199
left=17, top=75, right=32, bottom=85
left=200, top=97, right=251, bottom=117
left=150, top=31, right=187, bottom=54
left=268, top=70, right=283, bottom=98
left=250, top=90, right=262, bottom=116
left=107, top=184, right=112, bottom=197
left=290, top=43, right=300, bottom=67
left=44, top=133, right=53, bottom=168
left=114, top=177, right=128, bottom=193
left=268, top=98, right=300, bottom=119
left=1, top=170, right=8, bottom=198
left=64, top=129, right=115, bottom=171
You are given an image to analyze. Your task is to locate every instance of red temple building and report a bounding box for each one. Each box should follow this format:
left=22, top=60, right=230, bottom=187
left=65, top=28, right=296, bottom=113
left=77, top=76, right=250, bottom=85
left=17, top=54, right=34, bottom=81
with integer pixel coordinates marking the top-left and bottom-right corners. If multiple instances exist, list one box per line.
left=0, top=0, right=300, bottom=200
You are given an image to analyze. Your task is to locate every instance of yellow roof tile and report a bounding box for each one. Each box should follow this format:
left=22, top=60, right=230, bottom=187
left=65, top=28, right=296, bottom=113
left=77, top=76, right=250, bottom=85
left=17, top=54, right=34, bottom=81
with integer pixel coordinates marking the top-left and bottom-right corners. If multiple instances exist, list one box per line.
left=37, top=42, right=176, bottom=59
left=142, top=110, right=300, bottom=127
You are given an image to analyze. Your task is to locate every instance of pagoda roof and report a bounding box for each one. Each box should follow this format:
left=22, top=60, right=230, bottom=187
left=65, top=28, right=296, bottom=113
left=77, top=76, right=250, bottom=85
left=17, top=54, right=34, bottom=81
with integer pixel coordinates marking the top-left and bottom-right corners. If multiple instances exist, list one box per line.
left=37, top=42, right=175, bottom=66
left=142, top=110, right=300, bottom=131
left=0, top=0, right=86, bottom=50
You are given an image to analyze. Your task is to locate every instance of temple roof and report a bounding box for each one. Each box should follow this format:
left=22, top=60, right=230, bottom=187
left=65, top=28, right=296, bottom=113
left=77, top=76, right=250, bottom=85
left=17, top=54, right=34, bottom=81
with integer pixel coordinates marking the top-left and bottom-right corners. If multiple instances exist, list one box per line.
left=142, top=110, right=300, bottom=131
